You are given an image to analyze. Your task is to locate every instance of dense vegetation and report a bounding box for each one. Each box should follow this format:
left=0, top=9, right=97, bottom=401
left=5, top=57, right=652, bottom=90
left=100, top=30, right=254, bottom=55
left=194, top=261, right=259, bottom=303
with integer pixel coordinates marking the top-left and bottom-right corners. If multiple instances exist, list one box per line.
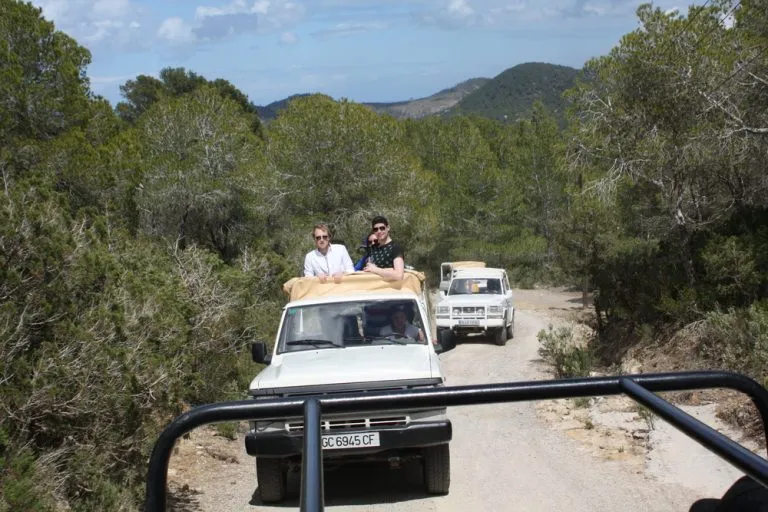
left=1, top=0, right=767, bottom=509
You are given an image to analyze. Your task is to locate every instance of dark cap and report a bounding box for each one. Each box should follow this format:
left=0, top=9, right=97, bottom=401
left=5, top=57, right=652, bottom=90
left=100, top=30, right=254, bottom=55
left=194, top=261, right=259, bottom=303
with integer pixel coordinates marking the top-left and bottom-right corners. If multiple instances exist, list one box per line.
left=371, top=215, right=389, bottom=228
left=391, top=303, right=408, bottom=314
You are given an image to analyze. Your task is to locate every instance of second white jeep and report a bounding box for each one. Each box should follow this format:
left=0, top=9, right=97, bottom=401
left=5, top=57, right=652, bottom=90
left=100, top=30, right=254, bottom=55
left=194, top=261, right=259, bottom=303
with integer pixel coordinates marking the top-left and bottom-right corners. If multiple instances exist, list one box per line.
left=435, top=267, right=515, bottom=346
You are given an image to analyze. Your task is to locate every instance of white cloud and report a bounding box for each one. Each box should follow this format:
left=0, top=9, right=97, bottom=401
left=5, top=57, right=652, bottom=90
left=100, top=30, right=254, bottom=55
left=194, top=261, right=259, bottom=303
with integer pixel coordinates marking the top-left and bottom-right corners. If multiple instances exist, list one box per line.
left=279, top=31, right=299, bottom=44
left=32, top=0, right=146, bottom=48
left=312, top=21, right=388, bottom=38
left=157, top=17, right=197, bottom=44
left=418, top=0, right=651, bottom=28
left=190, top=0, right=305, bottom=41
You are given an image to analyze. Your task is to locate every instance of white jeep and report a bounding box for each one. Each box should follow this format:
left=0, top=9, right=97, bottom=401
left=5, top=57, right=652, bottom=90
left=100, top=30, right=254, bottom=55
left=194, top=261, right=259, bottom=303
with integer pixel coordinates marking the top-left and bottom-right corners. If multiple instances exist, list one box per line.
left=435, top=267, right=515, bottom=346
left=246, top=270, right=452, bottom=503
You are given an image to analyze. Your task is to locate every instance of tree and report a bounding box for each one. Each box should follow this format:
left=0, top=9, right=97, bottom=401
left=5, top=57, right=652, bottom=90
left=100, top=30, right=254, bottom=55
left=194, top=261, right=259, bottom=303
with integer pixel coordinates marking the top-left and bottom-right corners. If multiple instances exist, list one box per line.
left=136, top=85, right=268, bottom=260
left=116, top=67, right=263, bottom=136
left=0, top=0, right=92, bottom=187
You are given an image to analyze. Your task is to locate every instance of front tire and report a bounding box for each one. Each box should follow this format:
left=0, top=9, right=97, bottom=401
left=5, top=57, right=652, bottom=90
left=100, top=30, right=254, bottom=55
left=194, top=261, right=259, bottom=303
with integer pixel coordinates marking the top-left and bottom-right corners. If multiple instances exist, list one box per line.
left=423, top=444, right=450, bottom=494
left=494, top=321, right=508, bottom=346
left=256, top=458, right=286, bottom=503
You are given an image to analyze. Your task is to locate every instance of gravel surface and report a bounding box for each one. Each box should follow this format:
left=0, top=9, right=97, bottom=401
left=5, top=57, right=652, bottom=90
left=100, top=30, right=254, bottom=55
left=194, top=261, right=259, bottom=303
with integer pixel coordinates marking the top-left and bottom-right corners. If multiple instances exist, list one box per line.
left=167, top=288, right=750, bottom=511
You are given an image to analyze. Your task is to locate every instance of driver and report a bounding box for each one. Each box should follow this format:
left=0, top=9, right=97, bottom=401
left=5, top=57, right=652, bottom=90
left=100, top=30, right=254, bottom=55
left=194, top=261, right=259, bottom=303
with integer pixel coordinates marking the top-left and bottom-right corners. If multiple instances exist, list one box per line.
left=379, top=305, right=425, bottom=342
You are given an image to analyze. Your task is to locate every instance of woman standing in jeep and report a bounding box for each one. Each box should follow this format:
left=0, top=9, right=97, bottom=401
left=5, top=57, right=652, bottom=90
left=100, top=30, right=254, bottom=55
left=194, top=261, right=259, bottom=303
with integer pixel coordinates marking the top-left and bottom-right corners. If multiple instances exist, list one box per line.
left=364, top=215, right=405, bottom=281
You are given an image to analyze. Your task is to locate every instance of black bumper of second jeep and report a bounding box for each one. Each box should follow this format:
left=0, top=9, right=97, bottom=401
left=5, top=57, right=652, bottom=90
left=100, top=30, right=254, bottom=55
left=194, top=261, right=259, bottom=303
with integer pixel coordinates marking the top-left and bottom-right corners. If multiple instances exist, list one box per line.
left=245, top=421, right=452, bottom=457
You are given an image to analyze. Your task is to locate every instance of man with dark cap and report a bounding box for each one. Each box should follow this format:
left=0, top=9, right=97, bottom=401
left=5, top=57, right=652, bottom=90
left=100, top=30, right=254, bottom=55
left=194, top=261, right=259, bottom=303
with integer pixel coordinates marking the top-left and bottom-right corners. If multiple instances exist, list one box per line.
left=364, top=215, right=404, bottom=281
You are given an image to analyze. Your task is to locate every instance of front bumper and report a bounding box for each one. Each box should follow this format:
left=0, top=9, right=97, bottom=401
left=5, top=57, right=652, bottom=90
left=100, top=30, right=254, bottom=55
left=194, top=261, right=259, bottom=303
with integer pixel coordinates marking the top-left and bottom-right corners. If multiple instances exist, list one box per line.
left=435, top=318, right=504, bottom=330
left=245, top=421, right=452, bottom=458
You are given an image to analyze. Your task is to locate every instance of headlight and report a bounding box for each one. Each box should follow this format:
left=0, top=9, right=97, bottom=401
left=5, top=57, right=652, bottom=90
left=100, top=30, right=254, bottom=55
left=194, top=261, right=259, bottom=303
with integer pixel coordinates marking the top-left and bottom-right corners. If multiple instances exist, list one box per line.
left=489, top=305, right=500, bottom=313
left=453, top=308, right=461, bottom=316
left=437, top=306, right=449, bottom=315
left=475, top=307, right=485, bottom=314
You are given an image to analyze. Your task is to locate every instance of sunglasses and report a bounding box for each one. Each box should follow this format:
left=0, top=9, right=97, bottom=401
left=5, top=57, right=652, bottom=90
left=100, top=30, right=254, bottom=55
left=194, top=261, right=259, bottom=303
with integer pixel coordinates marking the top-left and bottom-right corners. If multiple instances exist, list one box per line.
left=314, top=235, right=329, bottom=241
left=373, top=225, right=387, bottom=232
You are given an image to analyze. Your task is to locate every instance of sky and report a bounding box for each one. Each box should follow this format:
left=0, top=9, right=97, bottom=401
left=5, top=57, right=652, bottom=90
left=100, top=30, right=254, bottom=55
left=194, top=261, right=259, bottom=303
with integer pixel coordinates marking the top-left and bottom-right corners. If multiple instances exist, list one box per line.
left=30, top=0, right=696, bottom=107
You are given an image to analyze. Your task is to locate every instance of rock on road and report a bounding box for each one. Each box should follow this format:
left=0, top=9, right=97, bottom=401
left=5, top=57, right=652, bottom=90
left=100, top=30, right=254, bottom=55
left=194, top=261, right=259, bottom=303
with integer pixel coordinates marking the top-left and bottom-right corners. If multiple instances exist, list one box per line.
left=167, top=288, right=747, bottom=512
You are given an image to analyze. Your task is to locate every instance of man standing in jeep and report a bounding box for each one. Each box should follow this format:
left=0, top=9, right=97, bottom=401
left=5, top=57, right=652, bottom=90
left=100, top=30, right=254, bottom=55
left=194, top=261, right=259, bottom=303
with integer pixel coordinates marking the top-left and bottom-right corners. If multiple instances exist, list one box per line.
left=364, top=215, right=405, bottom=281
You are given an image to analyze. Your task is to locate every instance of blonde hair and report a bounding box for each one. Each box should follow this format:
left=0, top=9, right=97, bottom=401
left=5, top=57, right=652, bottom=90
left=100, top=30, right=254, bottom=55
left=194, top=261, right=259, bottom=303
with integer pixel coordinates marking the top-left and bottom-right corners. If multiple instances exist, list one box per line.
left=312, top=223, right=331, bottom=238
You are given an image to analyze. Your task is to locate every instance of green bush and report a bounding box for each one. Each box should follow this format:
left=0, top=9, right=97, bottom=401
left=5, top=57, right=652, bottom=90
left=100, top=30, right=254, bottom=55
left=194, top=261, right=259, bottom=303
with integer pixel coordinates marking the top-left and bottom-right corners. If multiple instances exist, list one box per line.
left=537, top=325, right=594, bottom=378
left=698, top=301, right=768, bottom=382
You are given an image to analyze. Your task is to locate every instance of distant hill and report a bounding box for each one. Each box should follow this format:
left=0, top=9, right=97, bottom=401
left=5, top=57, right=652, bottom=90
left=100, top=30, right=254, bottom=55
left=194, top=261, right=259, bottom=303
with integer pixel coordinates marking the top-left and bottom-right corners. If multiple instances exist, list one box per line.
left=445, top=62, right=579, bottom=123
left=364, top=78, right=490, bottom=119
left=256, top=93, right=314, bottom=122
left=254, top=62, right=580, bottom=124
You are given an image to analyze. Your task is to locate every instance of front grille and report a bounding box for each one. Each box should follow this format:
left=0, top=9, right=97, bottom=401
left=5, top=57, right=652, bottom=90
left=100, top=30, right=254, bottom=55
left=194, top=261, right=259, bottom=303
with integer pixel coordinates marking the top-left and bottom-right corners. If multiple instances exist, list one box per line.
left=452, top=306, right=485, bottom=318
left=286, top=415, right=409, bottom=433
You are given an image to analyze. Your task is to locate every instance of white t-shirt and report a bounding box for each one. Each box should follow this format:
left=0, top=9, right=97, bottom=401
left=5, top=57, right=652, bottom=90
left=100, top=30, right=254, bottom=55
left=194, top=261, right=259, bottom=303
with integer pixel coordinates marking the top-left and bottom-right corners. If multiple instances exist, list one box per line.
left=303, top=244, right=354, bottom=277
left=379, top=323, right=421, bottom=339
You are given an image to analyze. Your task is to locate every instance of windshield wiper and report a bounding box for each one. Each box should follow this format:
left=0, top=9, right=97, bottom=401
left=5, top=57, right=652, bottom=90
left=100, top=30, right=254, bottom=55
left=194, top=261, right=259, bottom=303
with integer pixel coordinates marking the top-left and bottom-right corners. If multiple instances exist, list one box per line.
left=286, top=339, right=343, bottom=348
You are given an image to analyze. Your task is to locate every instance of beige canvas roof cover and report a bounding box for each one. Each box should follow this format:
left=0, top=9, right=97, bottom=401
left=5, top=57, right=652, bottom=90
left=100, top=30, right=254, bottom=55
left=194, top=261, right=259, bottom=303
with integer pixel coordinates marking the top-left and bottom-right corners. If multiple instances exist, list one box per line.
left=451, top=261, right=486, bottom=269
left=283, top=270, right=426, bottom=302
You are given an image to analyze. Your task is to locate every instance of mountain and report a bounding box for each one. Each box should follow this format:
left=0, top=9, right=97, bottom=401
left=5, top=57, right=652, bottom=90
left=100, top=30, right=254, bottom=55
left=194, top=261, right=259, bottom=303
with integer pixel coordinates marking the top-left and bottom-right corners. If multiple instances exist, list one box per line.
left=256, top=93, right=314, bottom=122
left=445, top=62, right=580, bottom=123
left=254, top=62, right=580, bottom=124
left=364, top=78, right=490, bottom=119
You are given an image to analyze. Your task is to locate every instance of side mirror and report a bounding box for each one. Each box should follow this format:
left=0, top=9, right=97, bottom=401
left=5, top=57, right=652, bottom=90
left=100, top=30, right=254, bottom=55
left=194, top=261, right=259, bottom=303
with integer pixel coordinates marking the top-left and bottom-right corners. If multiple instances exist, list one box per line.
left=439, top=290, right=446, bottom=298
left=251, top=342, right=271, bottom=364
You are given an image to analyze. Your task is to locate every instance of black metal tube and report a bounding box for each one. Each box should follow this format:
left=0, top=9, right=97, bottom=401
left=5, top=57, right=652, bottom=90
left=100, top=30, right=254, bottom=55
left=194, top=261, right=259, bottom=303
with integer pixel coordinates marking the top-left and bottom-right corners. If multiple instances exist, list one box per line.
left=620, top=378, right=768, bottom=489
left=145, top=397, right=308, bottom=511
left=300, top=398, right=324, bottom=512
left=145, top=371, right=768, bottom=511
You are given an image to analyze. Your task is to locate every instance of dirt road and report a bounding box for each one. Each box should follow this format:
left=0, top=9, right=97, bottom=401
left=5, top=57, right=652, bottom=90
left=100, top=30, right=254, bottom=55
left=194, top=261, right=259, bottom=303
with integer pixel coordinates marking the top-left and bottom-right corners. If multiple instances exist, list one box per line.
left=168, top=288, right=750, bottom=511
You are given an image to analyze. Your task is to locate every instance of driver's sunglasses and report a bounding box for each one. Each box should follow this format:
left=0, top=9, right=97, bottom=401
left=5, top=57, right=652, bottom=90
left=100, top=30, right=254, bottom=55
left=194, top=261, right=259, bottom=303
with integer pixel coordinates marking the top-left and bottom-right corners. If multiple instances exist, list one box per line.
left=373, top=225, right=387, bottom=232
left=314, top=235, right=329, bottom=241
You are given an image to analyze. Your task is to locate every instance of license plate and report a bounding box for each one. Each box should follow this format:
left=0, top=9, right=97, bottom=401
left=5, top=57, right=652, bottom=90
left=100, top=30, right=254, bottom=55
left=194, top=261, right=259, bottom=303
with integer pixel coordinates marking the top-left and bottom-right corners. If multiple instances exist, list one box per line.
left=458, top=319, right=480, bottom=326
left=321, top=432, right=380, bottom=450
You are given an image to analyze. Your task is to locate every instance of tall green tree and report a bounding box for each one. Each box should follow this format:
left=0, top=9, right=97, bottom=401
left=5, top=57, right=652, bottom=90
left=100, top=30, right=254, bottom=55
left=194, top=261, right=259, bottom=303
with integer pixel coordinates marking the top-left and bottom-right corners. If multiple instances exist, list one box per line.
left=116, top=67, right=263, bottom=136
left=136, top=85, right=268, bottom=260
left=0, top=0, right=92, bottom=185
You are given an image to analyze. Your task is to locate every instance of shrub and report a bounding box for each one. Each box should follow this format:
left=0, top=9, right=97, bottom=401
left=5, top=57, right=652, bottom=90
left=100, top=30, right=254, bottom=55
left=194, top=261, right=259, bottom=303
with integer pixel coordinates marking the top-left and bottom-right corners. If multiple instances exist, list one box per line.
left=537, top=325, right=594, bottom=378
left=697, top=301, right=768, bottom=382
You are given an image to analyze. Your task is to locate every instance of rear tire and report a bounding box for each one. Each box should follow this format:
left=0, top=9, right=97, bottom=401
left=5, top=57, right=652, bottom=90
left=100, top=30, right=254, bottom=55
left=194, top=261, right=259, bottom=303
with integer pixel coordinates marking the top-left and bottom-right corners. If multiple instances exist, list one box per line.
left=423, top=444, right=450, bottom=494
left=256, top=458, right=286, bottom=503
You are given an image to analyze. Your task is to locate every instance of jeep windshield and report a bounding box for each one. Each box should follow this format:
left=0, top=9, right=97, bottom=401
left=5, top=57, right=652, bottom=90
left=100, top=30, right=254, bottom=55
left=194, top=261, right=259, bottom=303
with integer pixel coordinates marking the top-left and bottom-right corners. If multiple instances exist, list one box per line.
left=448, top=278, right=502, bottom=296
left=277, top=298, right=428, bottom=354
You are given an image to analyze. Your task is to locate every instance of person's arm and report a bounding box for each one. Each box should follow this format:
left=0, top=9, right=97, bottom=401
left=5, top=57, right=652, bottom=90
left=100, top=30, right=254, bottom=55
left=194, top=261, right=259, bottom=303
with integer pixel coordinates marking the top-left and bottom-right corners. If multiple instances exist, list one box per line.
left=364, top=244, right=405, bottom=281
left=376, top=256, right=404, bottom=281
left=340, top=247, right=355, bottom=274
left=303, top=254, right=314, bottom=277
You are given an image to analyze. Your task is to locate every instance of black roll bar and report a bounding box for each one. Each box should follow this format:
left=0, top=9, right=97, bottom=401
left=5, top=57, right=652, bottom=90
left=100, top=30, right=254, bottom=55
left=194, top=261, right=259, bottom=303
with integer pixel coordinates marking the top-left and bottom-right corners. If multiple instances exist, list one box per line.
left=145, top=371, right=768, bottom=512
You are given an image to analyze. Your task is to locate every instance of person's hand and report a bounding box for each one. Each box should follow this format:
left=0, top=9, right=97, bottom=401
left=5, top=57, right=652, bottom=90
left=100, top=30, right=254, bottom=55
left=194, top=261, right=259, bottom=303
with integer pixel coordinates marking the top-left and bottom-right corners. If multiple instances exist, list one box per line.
left=364, top=261, right=379, bottom=274
left=318, top=273, right=328, bottom=283
left=332, top=272, right=344, bottom=283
